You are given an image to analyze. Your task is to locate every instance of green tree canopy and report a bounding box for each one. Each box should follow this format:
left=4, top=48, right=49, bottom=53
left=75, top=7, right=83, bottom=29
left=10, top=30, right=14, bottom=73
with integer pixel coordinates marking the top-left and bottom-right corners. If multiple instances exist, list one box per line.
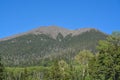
left=74, top=50, right=94, bottom=80
left=90, top=35, right=120, bottom=80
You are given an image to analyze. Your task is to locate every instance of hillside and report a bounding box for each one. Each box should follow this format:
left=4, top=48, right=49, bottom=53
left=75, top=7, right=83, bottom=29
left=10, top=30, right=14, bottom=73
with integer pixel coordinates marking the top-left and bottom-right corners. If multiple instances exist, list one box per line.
left=0, top=26, right=107, bottom=67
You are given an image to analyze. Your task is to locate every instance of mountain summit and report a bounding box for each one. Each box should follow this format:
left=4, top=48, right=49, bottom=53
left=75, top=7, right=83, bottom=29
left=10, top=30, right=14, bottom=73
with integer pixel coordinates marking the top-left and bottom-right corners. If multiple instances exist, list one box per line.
left=28, top=26, right=96, bottom=38
left=0, top=26, right=98, bottom=41
left=0, top=26, right=107, bottom=66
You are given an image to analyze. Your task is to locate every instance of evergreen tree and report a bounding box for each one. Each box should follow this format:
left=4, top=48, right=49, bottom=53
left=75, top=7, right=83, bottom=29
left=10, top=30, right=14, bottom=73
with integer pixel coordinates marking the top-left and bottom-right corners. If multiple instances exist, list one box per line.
left=50, top=60, right=60, bottom=80
left=0, top=56, right=5, bottom=80
left=44, top=59, right=70, bottom=80
left=90, top=35, right=120, bottom=80
left=74, top=50, right=94, bottom=80
left=21, top=68, right=29, bottom=80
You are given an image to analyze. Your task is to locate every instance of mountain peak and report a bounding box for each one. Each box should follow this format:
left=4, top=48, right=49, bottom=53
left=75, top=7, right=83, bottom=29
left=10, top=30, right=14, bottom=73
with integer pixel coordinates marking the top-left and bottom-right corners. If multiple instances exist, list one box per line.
left=28, top=26, right=71, bottom=38
left=72, top=28, right=95, bottom=36
left=29, top=26, right=97, bottom=38
left=0, top=26, right=100, bottom=41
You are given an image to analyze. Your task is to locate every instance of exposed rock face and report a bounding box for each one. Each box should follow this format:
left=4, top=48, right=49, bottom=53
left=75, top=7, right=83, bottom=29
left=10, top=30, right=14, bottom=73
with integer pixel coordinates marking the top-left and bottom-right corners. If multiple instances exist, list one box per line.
left=0, top=26, right=97, bottom=41
left=28, top=26, right=72, bottom=38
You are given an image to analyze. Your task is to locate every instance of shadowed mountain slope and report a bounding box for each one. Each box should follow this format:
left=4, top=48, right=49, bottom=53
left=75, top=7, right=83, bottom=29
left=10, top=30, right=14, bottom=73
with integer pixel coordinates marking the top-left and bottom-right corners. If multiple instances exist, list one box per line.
left=0, top=26, right=107, bottom=67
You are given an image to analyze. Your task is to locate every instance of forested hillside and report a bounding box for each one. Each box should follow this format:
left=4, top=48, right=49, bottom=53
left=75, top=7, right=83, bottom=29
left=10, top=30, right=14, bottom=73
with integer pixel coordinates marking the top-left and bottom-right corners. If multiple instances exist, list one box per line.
left=0, top=32, right=120, bottom=80
left=0, top=28, right=107, bottom=67
left=0, top=26, right=120, bottom=80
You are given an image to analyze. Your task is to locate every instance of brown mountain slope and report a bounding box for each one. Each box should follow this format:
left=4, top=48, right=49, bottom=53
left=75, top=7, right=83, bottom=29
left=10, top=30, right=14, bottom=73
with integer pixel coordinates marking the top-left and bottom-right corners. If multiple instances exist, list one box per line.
left=0, top=26, right=99, bottom=41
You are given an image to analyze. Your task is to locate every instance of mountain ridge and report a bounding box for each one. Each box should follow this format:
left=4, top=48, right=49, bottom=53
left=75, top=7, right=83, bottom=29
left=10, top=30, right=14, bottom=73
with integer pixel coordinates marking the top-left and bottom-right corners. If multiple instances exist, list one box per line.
left=0, top=26, right=101, bottom=41
left=0, top=26, right=107, bottom=66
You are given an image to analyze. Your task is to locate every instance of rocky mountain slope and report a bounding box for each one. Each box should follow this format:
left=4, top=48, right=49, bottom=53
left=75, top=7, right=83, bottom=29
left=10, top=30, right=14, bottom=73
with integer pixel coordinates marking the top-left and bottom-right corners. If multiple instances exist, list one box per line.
left=0, top=26, right=107, bottom=67
left=0, top=26, right=98, bottom=41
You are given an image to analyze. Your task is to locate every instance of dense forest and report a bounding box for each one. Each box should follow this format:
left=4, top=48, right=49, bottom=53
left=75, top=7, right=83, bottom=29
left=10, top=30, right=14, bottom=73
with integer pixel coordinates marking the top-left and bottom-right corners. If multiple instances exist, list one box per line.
left=0, top=31, right=120, bottom=80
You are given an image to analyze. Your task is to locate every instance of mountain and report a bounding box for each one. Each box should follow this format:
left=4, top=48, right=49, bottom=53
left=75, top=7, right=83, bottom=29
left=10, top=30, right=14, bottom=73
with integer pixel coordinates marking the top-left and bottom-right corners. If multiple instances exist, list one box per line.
left=0, top=26, right=96, bottom=41
left=0, top=26, right=107, bottom=67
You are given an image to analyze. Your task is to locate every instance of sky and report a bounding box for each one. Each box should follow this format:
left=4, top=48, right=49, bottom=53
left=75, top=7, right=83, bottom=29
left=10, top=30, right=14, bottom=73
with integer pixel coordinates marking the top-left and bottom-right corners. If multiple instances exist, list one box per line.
left=0, top=0, right=120, bottom=38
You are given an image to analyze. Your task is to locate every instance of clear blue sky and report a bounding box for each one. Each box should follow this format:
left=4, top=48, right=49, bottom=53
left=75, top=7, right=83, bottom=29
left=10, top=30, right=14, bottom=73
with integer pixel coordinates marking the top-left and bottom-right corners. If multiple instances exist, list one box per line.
left=0, top=0, right=120, bottom=38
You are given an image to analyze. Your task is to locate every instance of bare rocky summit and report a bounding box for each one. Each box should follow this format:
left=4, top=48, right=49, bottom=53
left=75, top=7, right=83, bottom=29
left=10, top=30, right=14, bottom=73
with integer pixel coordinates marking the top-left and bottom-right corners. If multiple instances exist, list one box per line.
left=28, top=26, right=72, bottom=38
left=0, top=26, right=97, bottom=41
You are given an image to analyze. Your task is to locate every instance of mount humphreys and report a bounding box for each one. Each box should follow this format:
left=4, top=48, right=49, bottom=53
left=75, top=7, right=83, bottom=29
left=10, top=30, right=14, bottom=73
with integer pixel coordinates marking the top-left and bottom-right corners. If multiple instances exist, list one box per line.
left=0, top=26, right=100, bottom=41
left=0, top=26, right=107, bottom=67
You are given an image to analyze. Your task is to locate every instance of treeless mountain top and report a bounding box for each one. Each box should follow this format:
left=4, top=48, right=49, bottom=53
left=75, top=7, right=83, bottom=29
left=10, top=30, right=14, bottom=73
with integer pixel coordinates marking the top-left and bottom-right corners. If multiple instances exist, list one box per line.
left=28, top=26, right=72, bottom=38
left=0, top=26, right=98, bottom=41
left=27, top=26, right=96, bottom=38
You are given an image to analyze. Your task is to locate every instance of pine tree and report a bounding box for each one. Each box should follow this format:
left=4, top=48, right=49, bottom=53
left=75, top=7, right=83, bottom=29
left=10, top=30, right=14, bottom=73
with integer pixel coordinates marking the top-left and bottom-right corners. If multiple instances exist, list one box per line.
left=43, top=59, right=70, bottom=80
left=21, top=68, right=29, bottom=80
left=90, top=35, right=120, bottom=80
left=49, top=60, right=61, bottom=80
left=0, top=56, right=5, bottom=80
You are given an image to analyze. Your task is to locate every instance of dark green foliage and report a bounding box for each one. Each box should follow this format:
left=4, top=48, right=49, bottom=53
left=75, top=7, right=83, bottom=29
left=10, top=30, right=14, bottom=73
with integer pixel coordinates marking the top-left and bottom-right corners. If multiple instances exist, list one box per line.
left=21, top=68, right=29, bottom=80
left=44, top=60, right=62, bottom=80
left=90, top=35, right=120, bottom=80
left=44, top=60, right=71, bottom=80
left=0, top=56, right=5, bottom=80
left=56, top=33, right=64, bottom=41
